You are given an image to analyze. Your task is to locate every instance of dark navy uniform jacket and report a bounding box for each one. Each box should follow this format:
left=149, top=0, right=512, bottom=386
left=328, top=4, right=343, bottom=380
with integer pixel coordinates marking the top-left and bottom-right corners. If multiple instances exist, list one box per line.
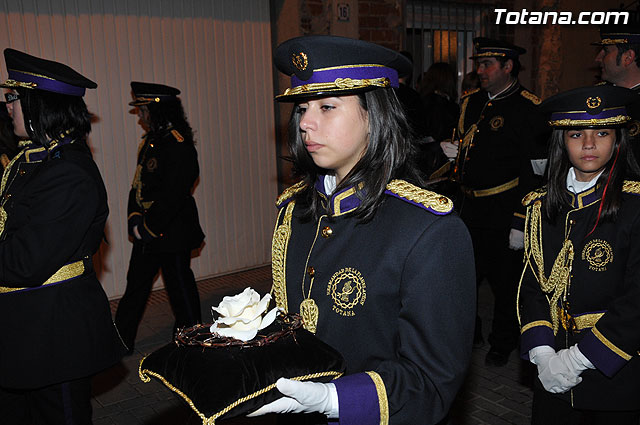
left=456, top=82, right=548, bottom=230
left=0, top=140, right=126, bottom=389
left=127, top=127, right=204, bottom=252
left=271, top=178, right=476, bottom=425
left=518, top=182, right=640, bottom=410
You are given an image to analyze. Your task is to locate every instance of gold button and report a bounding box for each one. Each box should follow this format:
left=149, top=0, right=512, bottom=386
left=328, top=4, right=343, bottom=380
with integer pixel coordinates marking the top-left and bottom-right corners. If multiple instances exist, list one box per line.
left=18, top=169, right=26, bottom=176
left=569, top=219, right=575, bottom=225
left=307, top=266, right=315, bottom=276
left=3, top=193, right=10, bottom=200
left=321, top=226, right=333, bottom=238
left=150, top=143, right=154, bottom=148
left=487, top=102, right=492, bottom=107
left=438, top=197, right=448, bottom=204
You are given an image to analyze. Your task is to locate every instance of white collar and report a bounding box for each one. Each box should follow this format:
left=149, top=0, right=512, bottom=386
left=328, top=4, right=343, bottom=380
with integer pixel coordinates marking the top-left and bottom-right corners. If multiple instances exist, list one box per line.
left=324, top=175, right=337, bottom=196
left=488, top=79, right=516, bottom=100
left=566, top=167, right=603, bottom=194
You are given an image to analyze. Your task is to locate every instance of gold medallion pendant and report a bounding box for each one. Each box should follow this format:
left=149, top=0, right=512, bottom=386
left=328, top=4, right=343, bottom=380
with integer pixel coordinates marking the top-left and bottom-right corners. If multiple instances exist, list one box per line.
left=300, top=298, right=319, bottom=333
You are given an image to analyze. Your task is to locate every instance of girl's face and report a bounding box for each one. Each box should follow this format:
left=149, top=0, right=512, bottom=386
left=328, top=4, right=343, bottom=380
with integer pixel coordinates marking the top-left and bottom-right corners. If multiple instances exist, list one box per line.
left=564, top=128, right=616, bottom=182
left=4, top=90, right=28, bottom=138
left=136, top=105, right=151, bottom=131
left=297, top=95, right=369, bottom=184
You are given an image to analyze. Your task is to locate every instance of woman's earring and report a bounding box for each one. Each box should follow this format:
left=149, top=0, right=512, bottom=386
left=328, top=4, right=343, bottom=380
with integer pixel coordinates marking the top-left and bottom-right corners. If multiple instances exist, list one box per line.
left=28, top=119, right=34, bottom=132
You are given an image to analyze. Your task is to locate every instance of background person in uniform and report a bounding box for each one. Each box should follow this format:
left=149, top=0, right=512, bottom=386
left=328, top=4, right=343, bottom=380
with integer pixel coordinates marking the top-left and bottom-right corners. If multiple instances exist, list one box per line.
left=417, top=62, right=460, bottom=182
left=518, top=85, right=640, bottom=425
left=394, top=50, right=427, bottom=141
left=115, top=82, right=204, bottom=354
left=249, top=35, right=476, bottom=425
left=0, top=48, right=126, bottom=424
left=593, top=22, right=640, bottom=162
left=460, top=71, right=480, bottom=97
left=443, top=37, right=549, bottom=366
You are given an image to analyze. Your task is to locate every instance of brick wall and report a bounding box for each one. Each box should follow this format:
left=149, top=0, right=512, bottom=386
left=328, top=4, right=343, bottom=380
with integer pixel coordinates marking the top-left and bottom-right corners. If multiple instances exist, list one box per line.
left=359, top=0, right=403, bottom=50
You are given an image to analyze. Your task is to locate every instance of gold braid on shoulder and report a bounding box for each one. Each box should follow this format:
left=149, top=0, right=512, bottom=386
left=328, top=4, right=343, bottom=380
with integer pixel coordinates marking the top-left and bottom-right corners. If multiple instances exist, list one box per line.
left=271, top=201, right=295, bottom=313
left=523, top=200, right=574, bottom=335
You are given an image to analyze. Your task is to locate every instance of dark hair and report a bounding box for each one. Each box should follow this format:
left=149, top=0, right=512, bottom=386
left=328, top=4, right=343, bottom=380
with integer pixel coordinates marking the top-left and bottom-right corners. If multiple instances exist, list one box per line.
left=461, top=71, right=480, bottom=95
left=0, top=111, right=19, bottom=160
left=288, top=87, right=423, bottom=222
left=615, top=43, right=640, bottom=68
left=17, top=87, right=92, bottom=146
left=418, top=62, right=458, bottom=101
left=496, top=56, right=521, bottom=77
left=544, top=127, right=640, bottom=224
left=144, top=99, right=194, bottom=143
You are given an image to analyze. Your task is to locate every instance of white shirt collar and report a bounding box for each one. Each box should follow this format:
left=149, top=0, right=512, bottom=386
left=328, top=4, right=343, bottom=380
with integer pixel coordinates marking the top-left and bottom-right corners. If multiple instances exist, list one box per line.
left=488, top=78, right=516, bottom=100
left=566, top=167, right=603, bottom=194
left=324, top=174, right=337, bottom=196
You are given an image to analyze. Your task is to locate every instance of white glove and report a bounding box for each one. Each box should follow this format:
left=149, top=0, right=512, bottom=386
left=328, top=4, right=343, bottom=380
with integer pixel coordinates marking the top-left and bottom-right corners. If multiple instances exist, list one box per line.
left=535, top=345, right=593, bottom=393
left=440, top=140, right=459, bottom=161
left=508, top=229, right=524, bottom=250
left=248, top=378, right=339, bottom=418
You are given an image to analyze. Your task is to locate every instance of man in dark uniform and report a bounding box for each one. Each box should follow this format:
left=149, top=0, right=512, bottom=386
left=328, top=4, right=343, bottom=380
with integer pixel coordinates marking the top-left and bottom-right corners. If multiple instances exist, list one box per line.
left=0, top=48, right=126, bottom=423
left=594, top=22, right=640, bottom=161
left=115, top=82, right=204, bottom=353
left=446, top=37, right=549, bottom=366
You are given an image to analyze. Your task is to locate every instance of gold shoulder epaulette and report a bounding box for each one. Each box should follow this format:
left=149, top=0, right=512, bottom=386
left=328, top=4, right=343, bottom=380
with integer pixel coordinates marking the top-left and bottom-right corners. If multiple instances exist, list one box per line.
left=594, top=81, right=608, bottom=86
left=170, top=129, right=184, bottom=142
left=622, top=180, right=640, bottom=195
left=386, top=179, right=453, bottom=214
left=275, top=181, right=307, bottom=208
left=522, top=188, right=547, bottom=206
left=461, top=88, right=480, bottom=99
left=521, top=90, right=541, bottom=105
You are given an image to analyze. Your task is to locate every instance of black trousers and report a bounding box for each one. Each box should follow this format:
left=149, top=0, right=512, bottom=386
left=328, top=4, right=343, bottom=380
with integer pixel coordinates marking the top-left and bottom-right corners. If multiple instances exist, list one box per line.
left=469, top=226, right=522, bottom=354
left=115, top=242, right=202, bottom=351
left=0, top=377, right=92, bottom=425
left=532, top=386, right=640, bottom=425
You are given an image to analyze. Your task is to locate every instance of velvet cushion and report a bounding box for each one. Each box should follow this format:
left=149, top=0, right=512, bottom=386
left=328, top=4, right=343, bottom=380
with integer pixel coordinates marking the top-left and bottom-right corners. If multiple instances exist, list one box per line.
left=139, top=315, right=345, bottom=424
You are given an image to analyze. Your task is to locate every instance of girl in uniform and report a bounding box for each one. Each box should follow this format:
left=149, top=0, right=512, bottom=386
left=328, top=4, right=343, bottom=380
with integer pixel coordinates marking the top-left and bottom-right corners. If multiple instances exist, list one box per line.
left=250, top=35, right=476, bottom=425
left=518, top=85, right=640, bottom=424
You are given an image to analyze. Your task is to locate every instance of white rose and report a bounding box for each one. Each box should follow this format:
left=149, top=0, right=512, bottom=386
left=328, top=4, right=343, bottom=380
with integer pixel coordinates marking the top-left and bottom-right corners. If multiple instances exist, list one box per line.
left=210, top=287, right=279, bottom=341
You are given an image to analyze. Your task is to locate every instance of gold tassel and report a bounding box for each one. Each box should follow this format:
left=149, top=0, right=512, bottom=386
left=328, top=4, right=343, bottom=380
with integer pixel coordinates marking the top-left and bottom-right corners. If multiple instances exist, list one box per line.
left=525, top=201, right=574, bottom=334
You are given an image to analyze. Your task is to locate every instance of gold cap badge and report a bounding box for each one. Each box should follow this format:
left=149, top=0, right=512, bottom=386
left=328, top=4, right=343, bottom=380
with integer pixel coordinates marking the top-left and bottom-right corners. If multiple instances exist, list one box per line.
left=586, top=96, right=601, bottom=109
left=292, top=52, right=308, bottom=71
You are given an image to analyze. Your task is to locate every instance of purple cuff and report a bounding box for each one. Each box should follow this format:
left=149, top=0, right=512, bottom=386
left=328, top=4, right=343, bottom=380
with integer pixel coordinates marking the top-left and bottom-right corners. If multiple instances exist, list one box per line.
left=578, top=330, right=629, bottom=378
left=8, top=69, right=86, bottom=96
left=333, top=373, right=380, bottom=425
left=520, top=325, right=555, bottom=360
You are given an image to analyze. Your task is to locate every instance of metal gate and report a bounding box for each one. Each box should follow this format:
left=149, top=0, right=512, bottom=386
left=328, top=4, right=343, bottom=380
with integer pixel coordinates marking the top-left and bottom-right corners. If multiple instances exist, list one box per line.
left=404, top=1, right=496, bottom=96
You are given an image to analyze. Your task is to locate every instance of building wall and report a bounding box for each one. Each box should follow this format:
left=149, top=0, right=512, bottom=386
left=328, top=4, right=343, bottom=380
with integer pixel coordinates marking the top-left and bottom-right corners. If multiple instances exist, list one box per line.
left=0, top=0, right=278, bottom=299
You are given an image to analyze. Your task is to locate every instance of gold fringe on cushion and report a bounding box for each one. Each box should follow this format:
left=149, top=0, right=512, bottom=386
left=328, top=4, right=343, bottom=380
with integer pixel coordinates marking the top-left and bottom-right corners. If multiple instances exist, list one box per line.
left=139, top=355, right=343, bottom=425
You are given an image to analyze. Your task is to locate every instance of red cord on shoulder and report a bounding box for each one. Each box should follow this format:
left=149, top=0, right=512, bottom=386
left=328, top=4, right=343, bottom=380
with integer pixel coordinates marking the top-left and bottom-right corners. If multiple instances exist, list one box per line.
left=585, top=145, right=620, bottom=239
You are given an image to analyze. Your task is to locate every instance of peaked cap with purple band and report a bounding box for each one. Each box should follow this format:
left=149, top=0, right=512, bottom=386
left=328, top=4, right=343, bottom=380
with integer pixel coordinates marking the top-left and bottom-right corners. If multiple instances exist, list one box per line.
left=274, top=35, right=411, bottom=102
left=129, top=81, right=181, bottom=106
left=540, top=85, right=637, bottom=128
left=1, top=48, right=96, bottom=96
left=470, top=37, right=526, bottom=60
left=592, top=21, right=640, bottom=46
